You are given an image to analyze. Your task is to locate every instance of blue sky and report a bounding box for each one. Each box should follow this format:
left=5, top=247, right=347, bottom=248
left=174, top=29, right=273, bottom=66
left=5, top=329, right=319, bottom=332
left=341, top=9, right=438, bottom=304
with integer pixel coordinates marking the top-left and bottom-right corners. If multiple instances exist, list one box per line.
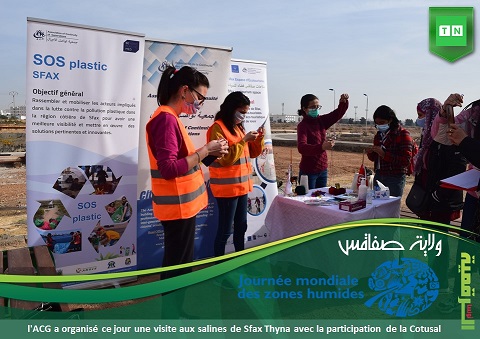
left=1, top=0, right=479, bottom=121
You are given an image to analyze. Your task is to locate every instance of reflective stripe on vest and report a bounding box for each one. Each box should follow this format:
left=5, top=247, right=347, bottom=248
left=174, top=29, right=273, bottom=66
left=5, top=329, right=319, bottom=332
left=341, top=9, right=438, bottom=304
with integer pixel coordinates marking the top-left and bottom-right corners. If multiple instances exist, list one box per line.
left=210, top=173, right=253, bottom=185
left=152, top=181, right=206, bottom=205
left=206, top=120, right=253, bottom=198
left=146, top=106, right=207, bottom=220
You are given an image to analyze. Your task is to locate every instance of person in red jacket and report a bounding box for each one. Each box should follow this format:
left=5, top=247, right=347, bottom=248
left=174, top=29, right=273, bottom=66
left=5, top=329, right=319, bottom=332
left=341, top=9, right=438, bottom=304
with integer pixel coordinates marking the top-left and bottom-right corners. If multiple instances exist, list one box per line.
left=296, top=93, right=349, bottom=189
left=367, top=105, right=414, bottom=197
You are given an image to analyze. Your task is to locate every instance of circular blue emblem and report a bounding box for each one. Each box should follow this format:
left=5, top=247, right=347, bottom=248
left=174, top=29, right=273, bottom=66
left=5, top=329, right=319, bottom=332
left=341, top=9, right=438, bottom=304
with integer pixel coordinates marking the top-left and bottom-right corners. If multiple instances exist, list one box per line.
left=365, top=258, right=439, bottom=317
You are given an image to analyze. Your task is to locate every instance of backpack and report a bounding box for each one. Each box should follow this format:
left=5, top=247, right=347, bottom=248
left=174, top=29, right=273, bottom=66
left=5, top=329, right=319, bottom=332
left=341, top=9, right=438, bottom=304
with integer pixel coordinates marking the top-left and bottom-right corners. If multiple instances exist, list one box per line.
left=424, top=141, right=467, bottom=211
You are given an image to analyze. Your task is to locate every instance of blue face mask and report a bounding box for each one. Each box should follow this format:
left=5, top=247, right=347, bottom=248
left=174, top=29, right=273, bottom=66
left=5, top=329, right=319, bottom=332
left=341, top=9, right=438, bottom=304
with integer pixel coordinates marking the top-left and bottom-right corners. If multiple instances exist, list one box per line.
left=307, top=109, right=319, bottom=118
left=376, top=124, right=389, bottom=132
left=416, top=117, right=426, bottom=128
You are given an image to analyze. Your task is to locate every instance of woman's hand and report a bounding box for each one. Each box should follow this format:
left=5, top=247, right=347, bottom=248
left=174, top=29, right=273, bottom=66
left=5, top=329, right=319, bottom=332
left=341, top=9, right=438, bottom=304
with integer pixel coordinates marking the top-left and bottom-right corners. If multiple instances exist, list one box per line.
left=207, top=138, right=229, bottom=157
left=447, top=124, right=468, bottom=145
left=322, top=139, right=335, bottom=151
left=256, top=126, right=265, bottom=136
left=441, top=93, right=463, bottom=117
left=339, top=93, right=349, bottom=103
left=368, top=145, right=385, bottom=158
left=243, top=131, right=259, bottom=142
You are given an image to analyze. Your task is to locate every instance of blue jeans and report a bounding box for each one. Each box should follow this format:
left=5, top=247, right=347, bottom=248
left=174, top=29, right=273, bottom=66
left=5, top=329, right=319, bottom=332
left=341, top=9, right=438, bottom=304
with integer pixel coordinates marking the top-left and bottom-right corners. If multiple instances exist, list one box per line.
left=373, top=173, right=406, bottom=197
left=299, top=169, right=328, bottom=189
left=214, top=194, right=248, bottom=256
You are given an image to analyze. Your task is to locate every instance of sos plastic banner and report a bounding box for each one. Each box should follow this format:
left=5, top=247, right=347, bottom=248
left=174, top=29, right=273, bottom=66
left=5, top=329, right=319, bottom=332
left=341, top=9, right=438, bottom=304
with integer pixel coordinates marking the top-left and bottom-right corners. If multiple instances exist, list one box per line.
left=26, top=18, right=144, bottom=278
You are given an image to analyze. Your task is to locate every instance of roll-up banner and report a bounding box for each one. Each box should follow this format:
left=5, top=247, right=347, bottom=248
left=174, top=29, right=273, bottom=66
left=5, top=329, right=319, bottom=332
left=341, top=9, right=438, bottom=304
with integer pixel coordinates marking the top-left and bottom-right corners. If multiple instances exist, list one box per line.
left=227, top=59, right=278, bottom=252
left=26, top=18, right=144, bottom=279
left=137, top=39, right=232, bottom=269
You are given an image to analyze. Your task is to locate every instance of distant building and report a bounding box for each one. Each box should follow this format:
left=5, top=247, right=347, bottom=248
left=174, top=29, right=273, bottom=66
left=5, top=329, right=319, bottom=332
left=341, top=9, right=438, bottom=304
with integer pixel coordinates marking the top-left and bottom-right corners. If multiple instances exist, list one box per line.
left=2, top=105, right=26, bottom=119
left=270, top=114, right=300, bottom=123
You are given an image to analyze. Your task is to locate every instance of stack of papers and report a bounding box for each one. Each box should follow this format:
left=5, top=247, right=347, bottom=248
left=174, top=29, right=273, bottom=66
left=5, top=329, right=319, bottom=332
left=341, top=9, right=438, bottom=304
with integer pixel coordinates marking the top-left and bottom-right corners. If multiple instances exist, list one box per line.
left=440, top=169, right=480, bottom=191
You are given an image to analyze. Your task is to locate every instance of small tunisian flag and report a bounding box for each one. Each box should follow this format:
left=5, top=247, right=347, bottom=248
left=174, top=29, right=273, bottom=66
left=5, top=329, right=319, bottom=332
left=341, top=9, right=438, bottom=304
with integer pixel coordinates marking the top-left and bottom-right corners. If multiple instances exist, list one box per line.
left=356, top=163, right=366, bottom=189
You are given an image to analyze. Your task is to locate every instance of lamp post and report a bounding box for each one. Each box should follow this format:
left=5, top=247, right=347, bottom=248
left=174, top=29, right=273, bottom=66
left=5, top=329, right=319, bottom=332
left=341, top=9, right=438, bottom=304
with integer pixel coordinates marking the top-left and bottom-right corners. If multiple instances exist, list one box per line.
left=354, top=105, right=358, bottom=123
left=329, top=88, right=336, bottom=135
left=363, top=93, right=369, bottom=134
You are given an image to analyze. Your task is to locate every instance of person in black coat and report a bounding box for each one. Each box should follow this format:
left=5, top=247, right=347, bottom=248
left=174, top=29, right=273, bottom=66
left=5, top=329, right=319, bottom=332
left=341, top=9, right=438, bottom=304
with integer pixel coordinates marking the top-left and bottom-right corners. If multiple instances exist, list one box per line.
left=448, top=124, right=480, bottom=167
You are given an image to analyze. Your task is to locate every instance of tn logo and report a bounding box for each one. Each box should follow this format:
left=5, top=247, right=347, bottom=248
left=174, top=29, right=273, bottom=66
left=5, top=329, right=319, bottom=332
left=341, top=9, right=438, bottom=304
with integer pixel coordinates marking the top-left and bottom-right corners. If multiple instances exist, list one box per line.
left=439, top=25, right=464, bottom=37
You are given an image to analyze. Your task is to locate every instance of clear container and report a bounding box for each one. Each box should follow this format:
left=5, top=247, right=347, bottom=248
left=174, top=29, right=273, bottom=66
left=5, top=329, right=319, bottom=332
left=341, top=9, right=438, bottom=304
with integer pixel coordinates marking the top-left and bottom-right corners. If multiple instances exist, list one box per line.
left=366, top=189, right=374, bottom=204
left=358, top=178, right=368, bottom=201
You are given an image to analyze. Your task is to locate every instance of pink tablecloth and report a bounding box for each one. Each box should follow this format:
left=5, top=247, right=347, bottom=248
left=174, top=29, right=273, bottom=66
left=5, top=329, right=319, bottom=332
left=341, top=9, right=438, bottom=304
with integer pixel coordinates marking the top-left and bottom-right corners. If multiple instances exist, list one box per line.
left=266, top=194, right=401, bottom=242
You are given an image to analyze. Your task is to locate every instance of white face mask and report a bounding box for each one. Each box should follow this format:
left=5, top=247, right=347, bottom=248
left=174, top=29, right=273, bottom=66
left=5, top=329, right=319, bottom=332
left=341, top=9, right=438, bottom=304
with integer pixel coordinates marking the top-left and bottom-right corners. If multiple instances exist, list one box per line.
left=376, top=124, right=389, bottom=132
left=235, top=111, right=246, bottom=124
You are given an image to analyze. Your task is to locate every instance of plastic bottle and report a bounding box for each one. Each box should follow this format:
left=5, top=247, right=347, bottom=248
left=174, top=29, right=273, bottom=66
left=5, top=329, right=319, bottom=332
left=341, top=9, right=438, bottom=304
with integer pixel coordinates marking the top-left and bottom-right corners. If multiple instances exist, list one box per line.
left=366, top=188, right=374, bottom=204
left=299, top=175, right=309, bottom=191
left=358, top=178, right=368, bottom=201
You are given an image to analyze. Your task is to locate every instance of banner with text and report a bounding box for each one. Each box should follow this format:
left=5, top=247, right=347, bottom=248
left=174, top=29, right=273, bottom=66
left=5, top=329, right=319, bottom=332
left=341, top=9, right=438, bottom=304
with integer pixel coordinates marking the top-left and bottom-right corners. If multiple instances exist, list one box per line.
left=26, top=18, right=144, bottom=277
left=137, top=39, right=232, bottom=269
left=227, top=59, right=278, bottom=252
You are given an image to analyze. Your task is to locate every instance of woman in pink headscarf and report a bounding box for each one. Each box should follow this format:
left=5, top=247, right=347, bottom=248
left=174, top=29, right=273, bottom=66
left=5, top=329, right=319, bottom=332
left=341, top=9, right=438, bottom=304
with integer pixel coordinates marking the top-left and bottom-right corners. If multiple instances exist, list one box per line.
left=411, top=98, right=466, bottom=295
left=413, top=97, right=466, bottom=224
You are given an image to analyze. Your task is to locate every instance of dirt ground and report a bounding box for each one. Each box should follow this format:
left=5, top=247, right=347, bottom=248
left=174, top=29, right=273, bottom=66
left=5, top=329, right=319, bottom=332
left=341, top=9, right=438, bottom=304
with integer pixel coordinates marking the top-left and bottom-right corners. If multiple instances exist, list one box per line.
left=0, top=166, right=27, bottom=250
left=0, top=146, right=413, bottom=252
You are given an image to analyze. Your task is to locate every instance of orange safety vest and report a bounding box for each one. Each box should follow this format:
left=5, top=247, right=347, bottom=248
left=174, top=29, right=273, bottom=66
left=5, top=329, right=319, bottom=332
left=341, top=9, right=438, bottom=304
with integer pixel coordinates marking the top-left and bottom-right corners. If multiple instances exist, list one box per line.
left=206, top=120, right=253, bottom=198
left=146, top=106, right=207, bottom=221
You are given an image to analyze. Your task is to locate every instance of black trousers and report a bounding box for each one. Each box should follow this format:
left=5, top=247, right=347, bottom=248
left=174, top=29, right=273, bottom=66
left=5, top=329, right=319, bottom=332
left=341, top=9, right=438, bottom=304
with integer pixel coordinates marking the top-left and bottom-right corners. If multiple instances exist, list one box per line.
left=161, top=216, right=196, bottom=280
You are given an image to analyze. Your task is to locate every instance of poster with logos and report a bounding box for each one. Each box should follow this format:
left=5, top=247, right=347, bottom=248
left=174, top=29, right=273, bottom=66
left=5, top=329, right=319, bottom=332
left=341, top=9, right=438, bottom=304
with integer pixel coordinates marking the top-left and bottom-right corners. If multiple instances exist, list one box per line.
left=26, top=18, right=144, bottom=276
left=226, top=59, right=278, bottom=252
left=5, top=5, right=476, bottom=335
left=136, top=39, right=232, bottom=269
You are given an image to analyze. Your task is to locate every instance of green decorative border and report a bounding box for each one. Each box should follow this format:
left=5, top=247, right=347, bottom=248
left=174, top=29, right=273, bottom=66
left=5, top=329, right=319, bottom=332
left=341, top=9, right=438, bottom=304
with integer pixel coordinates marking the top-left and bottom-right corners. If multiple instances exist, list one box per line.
left=0, top=218, right=477, bottom=304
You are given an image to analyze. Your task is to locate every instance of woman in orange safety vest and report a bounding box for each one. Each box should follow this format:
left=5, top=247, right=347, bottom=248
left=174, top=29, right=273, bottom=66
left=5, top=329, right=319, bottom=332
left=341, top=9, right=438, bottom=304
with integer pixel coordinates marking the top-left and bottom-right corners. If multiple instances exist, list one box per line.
left=207, top=91, right=264, bottom=256
left=146, top=65, right=228, bottom=279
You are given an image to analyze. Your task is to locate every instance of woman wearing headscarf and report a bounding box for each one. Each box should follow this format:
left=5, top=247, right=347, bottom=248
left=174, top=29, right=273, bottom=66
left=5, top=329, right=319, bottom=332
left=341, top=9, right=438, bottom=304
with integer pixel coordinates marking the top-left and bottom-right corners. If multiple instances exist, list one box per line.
left=412, top=98, right=466, bottom=295
left=413, top=98, right=466, bottom=224
left=431, top=93, right=479, bottom=237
